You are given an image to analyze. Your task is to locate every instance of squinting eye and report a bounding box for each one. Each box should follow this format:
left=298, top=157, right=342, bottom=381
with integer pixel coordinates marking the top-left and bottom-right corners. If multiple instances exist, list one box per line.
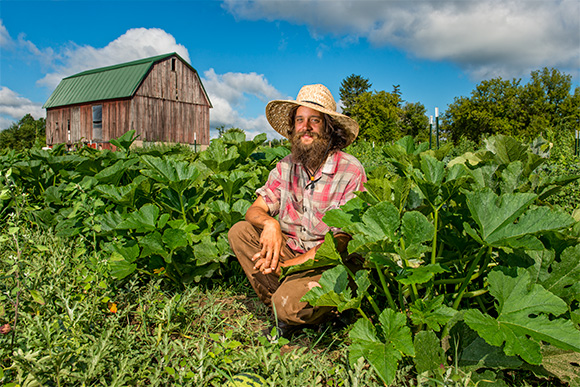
left=310, top=118, right=322, bottom=125
left=296, top=118, right=304, bottom=123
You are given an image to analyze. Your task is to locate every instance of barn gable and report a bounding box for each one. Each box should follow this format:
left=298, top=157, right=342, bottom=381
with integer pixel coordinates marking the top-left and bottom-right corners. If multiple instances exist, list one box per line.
left=44, top=53, right=212, bottom=148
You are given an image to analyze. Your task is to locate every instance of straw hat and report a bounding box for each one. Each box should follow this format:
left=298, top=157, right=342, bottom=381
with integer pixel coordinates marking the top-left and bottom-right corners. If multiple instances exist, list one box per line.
left=266, top=84, right=359, bottom=147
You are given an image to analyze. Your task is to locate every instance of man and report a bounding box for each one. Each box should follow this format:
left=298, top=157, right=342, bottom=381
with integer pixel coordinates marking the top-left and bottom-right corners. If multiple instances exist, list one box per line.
left=228, top=84, right=366, bottom=337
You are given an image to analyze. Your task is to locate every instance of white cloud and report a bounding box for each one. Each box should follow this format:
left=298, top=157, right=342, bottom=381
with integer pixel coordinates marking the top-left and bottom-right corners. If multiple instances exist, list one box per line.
left=0, top=87, right=45, bottom=129
left=202, top=68, right=285, bottom=139
left=223, top=0, right=580, bottom=80
left=37, top=28, right=191, bottom=90
left=4, top=22, right=284, bottom=139
left=0, top=20, right=13, bottom=49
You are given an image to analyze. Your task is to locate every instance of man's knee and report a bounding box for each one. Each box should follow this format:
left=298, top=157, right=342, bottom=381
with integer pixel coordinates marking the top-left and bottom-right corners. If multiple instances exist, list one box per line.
left=228, top=220, right=249, bottom=242
left=271, top=278, right=322, bottom=325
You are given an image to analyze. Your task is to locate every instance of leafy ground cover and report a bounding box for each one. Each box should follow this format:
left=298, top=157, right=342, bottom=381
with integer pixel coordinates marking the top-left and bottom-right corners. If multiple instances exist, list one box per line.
left=1, top=133, right=579, bottom=386
left=0, top=226, right=391, bottom=386
left=0, top=227, right=572, bottom=386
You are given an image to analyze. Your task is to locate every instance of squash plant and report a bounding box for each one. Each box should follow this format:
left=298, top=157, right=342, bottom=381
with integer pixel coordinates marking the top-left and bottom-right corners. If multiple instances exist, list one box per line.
left=298, top=135, right=580, bottom=385
left=0, top=131, right=289, bottom=287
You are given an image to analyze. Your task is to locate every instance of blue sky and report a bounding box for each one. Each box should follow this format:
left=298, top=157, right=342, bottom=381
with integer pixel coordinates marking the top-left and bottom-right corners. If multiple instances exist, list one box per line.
left=1, top=0, right=578, bottom=139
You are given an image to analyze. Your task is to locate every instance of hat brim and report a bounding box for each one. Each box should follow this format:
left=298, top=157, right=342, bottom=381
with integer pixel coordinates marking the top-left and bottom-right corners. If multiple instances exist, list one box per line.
left=266, top=100, right=359, bottom=147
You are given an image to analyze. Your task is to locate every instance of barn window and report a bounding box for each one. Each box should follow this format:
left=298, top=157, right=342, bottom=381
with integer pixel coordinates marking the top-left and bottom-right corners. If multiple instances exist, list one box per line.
left=92, top=105, right=103, bottom=141
left=67, top=119, right=71, bottom=142
left=171, top=58, right=176, bottom=71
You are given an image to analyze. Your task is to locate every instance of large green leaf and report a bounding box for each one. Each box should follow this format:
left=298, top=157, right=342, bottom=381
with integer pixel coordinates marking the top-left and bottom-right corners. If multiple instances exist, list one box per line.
left=193, top=235, right=220, bottom=265
left=401, top=211, right=434, bottom=246
left=116, top=204, right=160, bottom=232
left=94, top=159, right=138, bottom=185
left=95, top=183, right=138, bottom=207
left=484, top=135, right=529, bottom=166
left=109, top=129, right=139, bottom=151
left=108, top=252, right=137, bottom=280
left=138, top=231, right=167, bottom=258
left=465, top=189, right=536, bottom=242
left=349, top=309, right=414, bottom=385
left=464, top=269, right=580, bottom=364
left=140, top=155, right=204, bottom=195
left=409, top=295, right=457, bottom=331
left=419, top=154, right=445, bottom=186
left=198, top=140, right=240, bottom=173
left=413, top=330, right=447, bottom=374
left=162, top=228, right=188, bottom=251
left=300, top=264, right=369, bottom=312
left=211, top=170, right=253, bottom=205
left=354, top=201, right=400, bottom=242
left=536, top=245, right=580, bottom=304
left=464, top=189, right=574, bottom=247
left=487, top=206, right=574, bottom=245
left=321, top=196, right=367, bottom=233
left=282, top=233, right=343, bottom=278
left=396, top=264, right=447, bottom=286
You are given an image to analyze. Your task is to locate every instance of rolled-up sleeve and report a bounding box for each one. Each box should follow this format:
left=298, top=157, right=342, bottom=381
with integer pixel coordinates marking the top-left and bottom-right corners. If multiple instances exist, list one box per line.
left=255, top=164, right=282, bottom=216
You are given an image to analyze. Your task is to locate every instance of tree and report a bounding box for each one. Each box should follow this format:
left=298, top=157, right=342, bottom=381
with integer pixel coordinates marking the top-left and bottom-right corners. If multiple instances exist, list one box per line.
left=339, top=74, right=372, bottom=116
left=0, top=114, right=46, bottom=150
left=444, top=77, right=523, bottom=143
left=443, top=67, right=579, bottom=144
left=350, top=90, right=401, bottom=142
left=399, top=102, right=429, bottom=141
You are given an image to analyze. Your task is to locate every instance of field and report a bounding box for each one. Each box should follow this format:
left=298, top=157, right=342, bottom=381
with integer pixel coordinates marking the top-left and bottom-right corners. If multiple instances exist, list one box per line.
left=1, top=131, right=579, bottom=386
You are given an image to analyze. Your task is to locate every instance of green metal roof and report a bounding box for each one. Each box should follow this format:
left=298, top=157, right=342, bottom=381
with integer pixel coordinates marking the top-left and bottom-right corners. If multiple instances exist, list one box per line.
left=43, top=53, right=206, bottom=109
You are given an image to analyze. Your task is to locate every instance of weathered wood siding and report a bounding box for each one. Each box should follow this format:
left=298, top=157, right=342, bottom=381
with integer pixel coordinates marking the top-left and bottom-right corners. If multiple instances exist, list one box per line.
left=46, top=100, right=131, bottom=146
left=130, top=96, right=209, bottom=144
left=45, top=54, right=211, bottom=147
left=132, top=57, right=210, bottom=144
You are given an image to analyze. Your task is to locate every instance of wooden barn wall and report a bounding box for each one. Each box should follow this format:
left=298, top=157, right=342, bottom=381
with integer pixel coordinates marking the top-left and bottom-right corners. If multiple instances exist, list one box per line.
left=133, top=57, right=211, bottom=144
left=130, top=96, right=209, bottom=145
left=46, top=100, right=132, bottom=146
left=136, top=57, right=210, bottom=106
left=46, top=55, right=211, bottom=147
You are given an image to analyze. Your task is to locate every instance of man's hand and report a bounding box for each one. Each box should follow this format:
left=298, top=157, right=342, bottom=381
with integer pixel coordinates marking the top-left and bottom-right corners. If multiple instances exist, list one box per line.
left=246, top=196, right=285, bottom=275
left=252, top=218, right=285, bottom=275
left=255, top=248, right=319, bottom=277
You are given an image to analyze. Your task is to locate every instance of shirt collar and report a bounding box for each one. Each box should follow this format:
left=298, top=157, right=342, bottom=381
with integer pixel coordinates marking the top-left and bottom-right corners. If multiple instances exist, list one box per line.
left=320, top=151, right=341, bottom=175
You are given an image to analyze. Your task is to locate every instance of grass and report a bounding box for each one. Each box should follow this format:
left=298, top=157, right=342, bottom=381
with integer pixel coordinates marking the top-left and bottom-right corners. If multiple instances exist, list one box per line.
left=0, top=226, right=384, bottom=386
left=0, top=226, right=572, bottom=386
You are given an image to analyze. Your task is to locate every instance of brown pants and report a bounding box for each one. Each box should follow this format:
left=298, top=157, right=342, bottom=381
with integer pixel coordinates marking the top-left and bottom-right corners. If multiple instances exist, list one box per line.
left=228, top=221, right=333, bottom=326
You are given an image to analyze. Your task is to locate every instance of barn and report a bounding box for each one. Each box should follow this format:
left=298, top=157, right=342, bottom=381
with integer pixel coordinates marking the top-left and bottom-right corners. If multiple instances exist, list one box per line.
left=43, top=52, right=212, bottom=149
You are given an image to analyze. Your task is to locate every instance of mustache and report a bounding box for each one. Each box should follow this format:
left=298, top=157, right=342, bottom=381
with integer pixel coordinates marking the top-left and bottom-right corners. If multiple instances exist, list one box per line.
left=297, top=130, right=321, bottom=139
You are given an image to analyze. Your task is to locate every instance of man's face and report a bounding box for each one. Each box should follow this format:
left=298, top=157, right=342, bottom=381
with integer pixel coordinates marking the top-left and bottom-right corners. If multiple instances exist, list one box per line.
left=290, top=106, right=332, bottom=170
left=294, top=106, right=324, bottom=146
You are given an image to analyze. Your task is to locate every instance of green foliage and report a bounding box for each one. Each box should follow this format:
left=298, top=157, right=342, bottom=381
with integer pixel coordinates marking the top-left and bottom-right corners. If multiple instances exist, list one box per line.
left=351, top=90, right=401, bottom=142
left=300, top=135, right=580, bottom=385
left=0, top=130, right=278, bottom=287
left=464, top=269, right=580, bottom=365
left=1, top=226, right=391, bottom=386
left=444, top=67, right=580, bottom=148
left=1, top=130, right=579, bottom=386
left=339, top=74, right=372, bottom=116
left=0, top=114, right=46, bottom=151
left=349, top=89, right=430, bottom=143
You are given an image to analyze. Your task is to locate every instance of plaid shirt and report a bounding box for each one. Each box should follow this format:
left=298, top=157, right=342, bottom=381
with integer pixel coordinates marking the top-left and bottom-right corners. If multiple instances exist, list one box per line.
left=256, top=151, right=367, bottom=253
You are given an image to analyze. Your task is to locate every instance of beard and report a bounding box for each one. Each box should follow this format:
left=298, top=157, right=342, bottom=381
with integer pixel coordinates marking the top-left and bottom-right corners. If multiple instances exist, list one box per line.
left=290, top=130, right=332, bottom=172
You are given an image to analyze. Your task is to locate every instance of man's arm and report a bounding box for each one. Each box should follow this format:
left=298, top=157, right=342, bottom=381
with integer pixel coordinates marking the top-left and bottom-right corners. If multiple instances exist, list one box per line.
left=246, top=196, right=285, bottom=275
